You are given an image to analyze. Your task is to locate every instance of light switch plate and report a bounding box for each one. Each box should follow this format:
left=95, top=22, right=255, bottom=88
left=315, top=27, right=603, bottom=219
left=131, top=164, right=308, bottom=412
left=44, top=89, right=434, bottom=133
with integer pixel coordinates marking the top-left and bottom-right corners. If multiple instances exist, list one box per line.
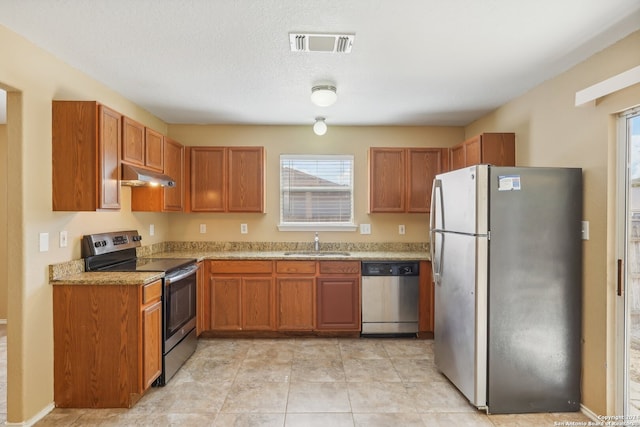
left=399, top=225, right=405, bottom=235
left=59, top=230, right=68, bottom=248
left=360, top=224, right=371, bottom=234
left=199, top=224, right=207, bottom=234
left=149, top=224, right=155, bottom=236
left=39, top=232, right=49, bottom=252
left=582, top=221, right=589, bottom=240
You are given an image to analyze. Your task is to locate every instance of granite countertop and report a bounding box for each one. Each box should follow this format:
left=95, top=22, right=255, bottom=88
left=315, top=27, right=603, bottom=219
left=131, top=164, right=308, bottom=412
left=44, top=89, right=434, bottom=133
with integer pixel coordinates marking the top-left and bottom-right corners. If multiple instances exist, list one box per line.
left=52, top=271, right=165, bottom=286
left=49, top=241, right=430, bottom=285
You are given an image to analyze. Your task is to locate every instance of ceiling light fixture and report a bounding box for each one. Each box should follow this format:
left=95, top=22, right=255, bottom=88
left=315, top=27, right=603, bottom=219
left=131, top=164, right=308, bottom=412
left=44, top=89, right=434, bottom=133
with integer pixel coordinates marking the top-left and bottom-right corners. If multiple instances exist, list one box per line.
left=313, top=117, right=328, bottom=136
left=311, top=85, right=337, bottom=107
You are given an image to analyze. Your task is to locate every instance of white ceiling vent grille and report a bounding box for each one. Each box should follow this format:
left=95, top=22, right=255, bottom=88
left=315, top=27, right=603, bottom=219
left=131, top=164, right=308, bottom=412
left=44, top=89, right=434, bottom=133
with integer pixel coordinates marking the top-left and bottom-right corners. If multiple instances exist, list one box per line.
left=289, top=33, right=355, bottom=53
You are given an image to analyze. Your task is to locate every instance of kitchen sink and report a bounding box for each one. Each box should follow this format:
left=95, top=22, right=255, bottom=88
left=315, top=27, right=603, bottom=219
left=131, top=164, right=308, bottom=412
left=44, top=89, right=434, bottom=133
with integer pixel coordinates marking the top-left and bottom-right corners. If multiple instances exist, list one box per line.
left=283, top=251, right=351, bottom=256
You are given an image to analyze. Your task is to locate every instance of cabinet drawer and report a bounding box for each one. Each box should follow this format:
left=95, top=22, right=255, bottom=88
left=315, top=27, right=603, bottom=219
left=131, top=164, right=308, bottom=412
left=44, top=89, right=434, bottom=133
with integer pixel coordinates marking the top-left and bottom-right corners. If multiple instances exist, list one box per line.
left=143, top=280, right=162, bottom=304
left=209, top=260, right=273, bottom=274
left=276, top=261, right=316, bottom=274
left=319, top=261, right=361, bottom=274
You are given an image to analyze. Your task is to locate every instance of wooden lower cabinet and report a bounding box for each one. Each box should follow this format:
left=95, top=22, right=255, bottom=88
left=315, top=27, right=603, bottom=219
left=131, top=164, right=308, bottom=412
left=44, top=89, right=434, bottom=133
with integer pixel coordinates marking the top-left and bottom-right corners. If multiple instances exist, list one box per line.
left=243, top=277, right=275, bottom=330
left=204, top=259, right=364, bottom=334
left=276, top=277, right=315, bottom=330
left=53, top=280, right=163, bottom=408
left=418, top=261, right=434, bottom=338
left=208, top=260, right=274, bottom=331
left=316, top=277, right=360, bottom=330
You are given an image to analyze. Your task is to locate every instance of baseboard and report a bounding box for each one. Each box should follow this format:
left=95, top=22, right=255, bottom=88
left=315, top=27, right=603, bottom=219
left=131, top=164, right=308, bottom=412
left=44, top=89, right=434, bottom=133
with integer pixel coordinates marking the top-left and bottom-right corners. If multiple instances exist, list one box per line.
left=4, top=403, right=54, bottom=426
left=581, top=404, right=600, bottom=422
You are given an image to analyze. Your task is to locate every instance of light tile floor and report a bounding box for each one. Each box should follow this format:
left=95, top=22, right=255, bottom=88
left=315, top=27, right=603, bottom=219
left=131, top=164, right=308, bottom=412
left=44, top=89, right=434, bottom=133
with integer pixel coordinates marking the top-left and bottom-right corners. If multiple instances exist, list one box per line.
left=25, top=336, right=592, bottom=426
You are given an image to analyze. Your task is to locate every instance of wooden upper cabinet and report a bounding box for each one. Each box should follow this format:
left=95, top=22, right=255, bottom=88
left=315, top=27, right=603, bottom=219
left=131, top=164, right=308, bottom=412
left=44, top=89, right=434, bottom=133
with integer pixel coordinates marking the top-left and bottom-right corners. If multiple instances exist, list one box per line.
left=122, top=117, right=164, bottom=172
left=449, top=133, right=515, bottom=171
left=131, top=137, right=184, bottom=212
left=369, top=148, right=405, bottom=213
left=407, top=148, right=444, bottom=213
left=188, top=146, right=264, bottom=213
left=369, top=147, right=444, bottom=213
left=52, top=101, right=121, bottom=211
left=228, top=147, right=264, bottom=212
left=189, top=147, right=226, bottom=212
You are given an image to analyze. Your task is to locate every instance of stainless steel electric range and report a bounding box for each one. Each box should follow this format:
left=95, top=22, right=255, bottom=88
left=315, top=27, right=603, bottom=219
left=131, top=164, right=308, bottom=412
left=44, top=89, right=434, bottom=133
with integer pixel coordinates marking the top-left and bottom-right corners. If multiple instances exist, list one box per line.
left=81, top=230, right=198, bottom=386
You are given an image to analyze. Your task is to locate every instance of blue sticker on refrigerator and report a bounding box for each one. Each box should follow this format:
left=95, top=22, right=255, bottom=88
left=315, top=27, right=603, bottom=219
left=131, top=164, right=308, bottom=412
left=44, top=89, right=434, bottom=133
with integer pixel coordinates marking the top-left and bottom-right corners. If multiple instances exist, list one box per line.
left=497, top=175, right=521, bottom=191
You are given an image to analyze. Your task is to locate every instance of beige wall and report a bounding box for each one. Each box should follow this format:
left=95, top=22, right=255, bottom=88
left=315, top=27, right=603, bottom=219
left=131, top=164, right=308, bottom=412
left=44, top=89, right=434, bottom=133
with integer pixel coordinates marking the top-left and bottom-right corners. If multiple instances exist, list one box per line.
left=465, top=30, right=640, bottom=415
left=167, top=125, right=463, bottom=243
left=0, top=122, right=6, bottom=320
left=0, top=25, right=171, bottom=423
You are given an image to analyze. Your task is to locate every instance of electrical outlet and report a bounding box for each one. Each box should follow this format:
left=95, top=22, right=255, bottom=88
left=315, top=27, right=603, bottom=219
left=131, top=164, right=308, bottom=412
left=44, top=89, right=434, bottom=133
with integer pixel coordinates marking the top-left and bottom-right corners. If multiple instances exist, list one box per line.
left=241, top=223, right=248, bottom=234
left=149, top=224, right=155, bottom=236
left=199, top=224, right=207, bottom=234
left=360, top=224, right=371, bottom=235
left=59, top=230, right=68, bottom=248
left=399, top=225, right=405, bottom=235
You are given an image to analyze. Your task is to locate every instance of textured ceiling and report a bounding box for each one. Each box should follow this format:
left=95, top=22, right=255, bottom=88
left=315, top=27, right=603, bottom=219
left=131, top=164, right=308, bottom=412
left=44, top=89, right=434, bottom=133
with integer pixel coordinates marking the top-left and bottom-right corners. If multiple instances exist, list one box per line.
left=0, top=0, right=639, bottom=127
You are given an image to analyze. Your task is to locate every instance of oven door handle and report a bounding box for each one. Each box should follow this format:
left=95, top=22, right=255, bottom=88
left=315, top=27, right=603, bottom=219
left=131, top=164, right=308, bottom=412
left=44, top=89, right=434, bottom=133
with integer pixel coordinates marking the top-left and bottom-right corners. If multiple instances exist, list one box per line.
left=165, top=263, right=199, bottom=284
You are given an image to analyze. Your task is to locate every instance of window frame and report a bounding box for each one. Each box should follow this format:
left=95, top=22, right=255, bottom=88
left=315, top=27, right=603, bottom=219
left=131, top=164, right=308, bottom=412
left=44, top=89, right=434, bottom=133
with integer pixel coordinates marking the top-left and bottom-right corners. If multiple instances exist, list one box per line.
left=278, top=154, right=357, bottom=231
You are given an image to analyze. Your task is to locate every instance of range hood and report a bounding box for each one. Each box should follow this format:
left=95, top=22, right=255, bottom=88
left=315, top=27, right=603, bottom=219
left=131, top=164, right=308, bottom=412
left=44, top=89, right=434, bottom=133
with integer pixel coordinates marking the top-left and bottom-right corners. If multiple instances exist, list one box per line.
left=121, top=164, right=175, bottom=187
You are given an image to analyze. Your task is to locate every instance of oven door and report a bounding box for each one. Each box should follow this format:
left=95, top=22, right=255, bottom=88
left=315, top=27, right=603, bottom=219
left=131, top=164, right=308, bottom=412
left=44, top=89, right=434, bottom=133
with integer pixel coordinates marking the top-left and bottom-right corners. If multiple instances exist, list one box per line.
left=164, top=263, right=198, bottom=352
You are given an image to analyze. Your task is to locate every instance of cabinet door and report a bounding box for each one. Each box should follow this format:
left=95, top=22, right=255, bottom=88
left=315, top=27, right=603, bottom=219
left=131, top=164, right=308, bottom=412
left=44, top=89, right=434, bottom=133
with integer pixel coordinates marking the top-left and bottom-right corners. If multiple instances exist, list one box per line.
left=142, top=300, right=162, bottom=390
left=99, top=105, right=122, bottom=210
left=418, top=261, right=434, bottom=337
left=369, top=148, right=405, bottom=212
left=464, top=135, right=482, bottom=167
left=407, top=148, right=442, bottom=213
left=276, top=277, right=315, bottom=330
left=478, top=133, right=516, bottom=166
left=145, top=128, right=164, bottom=172
left=122, top=117, right=145, bottom=167
left=242, top=277, right=274, bottom=330
left=450, top=144, right=465, bottom=171
left=190, top=147, right=226, bottom=212
left=228, top=147, right=264, bottom=212
left=163, top=137, right=184, bottom=211
left=316, top=277, right=360, bottom=330
left=210, top=276, right=242, bottom=330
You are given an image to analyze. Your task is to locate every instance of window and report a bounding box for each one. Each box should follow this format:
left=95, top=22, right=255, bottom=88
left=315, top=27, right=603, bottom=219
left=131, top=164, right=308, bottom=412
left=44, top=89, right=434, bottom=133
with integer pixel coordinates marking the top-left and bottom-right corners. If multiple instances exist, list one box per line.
left=279, top=154, right=356, bottom=231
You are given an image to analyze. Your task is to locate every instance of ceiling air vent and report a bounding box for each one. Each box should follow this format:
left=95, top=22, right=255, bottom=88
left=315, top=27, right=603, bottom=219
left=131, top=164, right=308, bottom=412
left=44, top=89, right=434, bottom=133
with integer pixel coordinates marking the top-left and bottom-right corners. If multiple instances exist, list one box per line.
left=289, top=33, right=355, bottom=53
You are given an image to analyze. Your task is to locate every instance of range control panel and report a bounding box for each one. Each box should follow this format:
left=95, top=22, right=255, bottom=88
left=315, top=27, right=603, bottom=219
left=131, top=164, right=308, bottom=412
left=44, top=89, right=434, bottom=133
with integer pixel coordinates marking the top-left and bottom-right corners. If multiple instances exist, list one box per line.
left=361, top=261, right=420, bottom=276
left=81, top=230, right=143, bottom=257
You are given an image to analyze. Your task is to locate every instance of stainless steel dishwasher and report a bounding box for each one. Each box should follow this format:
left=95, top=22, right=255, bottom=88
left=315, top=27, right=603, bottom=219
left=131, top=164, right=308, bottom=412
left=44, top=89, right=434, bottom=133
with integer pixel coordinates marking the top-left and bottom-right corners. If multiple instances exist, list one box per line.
left=361, top=261, right=420, bottom=336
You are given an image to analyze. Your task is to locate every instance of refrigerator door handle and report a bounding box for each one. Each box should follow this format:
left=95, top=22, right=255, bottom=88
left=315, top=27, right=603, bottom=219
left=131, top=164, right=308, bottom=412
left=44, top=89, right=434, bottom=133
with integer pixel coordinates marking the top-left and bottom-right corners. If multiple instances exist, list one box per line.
left=430, top=179, right=443, bottom=284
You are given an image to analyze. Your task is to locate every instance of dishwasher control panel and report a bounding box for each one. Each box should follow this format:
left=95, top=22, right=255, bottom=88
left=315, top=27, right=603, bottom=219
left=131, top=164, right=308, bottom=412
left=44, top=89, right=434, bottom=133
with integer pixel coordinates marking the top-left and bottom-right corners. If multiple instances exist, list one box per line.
left=361, top=261, right=420, bottom=276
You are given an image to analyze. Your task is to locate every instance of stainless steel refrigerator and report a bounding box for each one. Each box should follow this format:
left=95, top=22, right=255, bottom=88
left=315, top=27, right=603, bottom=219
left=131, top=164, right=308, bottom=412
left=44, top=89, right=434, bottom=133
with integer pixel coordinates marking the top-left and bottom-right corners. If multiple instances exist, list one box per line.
left=429, top=165, right=582, bottom=414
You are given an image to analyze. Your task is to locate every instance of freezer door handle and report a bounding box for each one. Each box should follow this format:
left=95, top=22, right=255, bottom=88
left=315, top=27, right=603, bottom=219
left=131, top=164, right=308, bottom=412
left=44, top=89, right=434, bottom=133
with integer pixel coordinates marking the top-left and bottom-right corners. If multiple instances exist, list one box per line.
left=618, top=258, right=624, bottom=296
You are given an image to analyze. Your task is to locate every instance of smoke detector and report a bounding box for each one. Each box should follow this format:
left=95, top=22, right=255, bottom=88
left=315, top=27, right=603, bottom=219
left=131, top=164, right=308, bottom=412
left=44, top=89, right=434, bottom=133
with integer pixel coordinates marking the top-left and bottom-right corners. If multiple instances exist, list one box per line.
left=289, top=33, right=355, bottom=53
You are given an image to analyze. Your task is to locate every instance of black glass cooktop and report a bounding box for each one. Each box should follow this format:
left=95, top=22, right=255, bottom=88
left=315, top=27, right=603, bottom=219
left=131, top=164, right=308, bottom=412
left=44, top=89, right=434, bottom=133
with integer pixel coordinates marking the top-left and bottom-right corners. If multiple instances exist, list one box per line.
left=98, top=257, right=196, bottom=273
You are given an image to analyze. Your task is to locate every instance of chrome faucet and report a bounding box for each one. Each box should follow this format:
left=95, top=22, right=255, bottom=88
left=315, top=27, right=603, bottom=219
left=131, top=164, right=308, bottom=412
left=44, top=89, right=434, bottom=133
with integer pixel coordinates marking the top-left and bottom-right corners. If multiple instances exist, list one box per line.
left=314, top=232, right=320, bottom=252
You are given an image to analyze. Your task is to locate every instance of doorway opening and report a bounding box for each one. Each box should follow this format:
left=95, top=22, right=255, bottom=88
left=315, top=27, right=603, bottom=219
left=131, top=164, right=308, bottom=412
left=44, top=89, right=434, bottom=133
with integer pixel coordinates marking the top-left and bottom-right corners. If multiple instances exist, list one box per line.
left=618, top=106, right=640, bottom=417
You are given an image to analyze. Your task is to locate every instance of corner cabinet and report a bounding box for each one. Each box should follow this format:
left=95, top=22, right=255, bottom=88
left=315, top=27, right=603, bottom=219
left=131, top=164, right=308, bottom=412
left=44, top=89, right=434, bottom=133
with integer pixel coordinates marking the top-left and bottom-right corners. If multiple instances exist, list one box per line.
left=369, top=147, right=446, bottom=213
left=53, top=280, right=163, bottom=408
left=187, top=146, right=264, bottom=213
left=131, top=137, right=185, bottom=212
left=52, top=101, right=121, bottom=211
left=449, top=132, right=515, bottom=171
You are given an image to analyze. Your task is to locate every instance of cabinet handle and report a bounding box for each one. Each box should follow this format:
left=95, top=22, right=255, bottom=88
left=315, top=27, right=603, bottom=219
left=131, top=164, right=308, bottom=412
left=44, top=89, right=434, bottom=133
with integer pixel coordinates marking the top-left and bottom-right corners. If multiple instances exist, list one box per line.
left=618, top=259, right=624, bottom=297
